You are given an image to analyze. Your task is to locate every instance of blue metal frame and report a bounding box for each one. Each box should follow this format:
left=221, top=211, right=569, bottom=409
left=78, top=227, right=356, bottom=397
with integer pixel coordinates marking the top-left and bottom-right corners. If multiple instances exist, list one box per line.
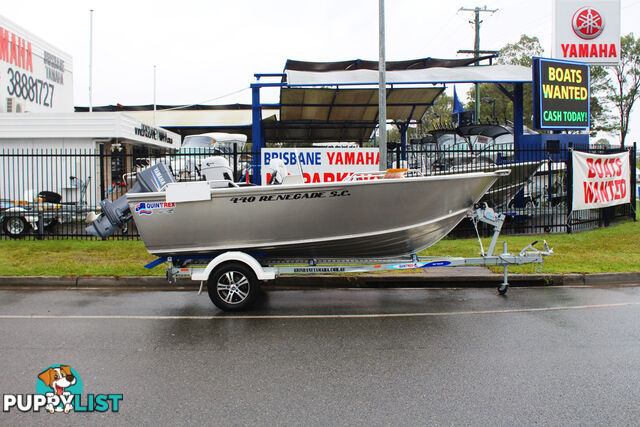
left=249, top=70, right=555, bottom=183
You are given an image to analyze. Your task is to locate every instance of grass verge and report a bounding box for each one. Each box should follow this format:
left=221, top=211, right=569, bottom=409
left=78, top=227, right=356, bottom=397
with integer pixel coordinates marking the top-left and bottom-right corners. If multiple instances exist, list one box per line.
left=0, top=218, right=639, bottom=276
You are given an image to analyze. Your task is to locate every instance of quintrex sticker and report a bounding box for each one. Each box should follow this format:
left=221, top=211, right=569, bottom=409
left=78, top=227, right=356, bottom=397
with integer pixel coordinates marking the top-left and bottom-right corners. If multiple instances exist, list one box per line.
left=230, top=190, right=350, bottom=204
left=134, top=202, right=176, bottom=215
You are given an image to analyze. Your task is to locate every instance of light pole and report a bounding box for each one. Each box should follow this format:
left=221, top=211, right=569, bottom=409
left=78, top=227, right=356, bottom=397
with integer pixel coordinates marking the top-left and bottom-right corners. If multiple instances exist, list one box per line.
left=378, top=0, right=387, bottom=171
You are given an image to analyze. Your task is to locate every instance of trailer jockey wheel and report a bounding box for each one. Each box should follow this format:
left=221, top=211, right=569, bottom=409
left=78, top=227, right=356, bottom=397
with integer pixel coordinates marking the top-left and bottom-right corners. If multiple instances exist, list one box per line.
left=207, top=262, right=260, bottom=311
left=498, top=283, right=509, bottom=296
left=2, top=216, right=30, bottom=238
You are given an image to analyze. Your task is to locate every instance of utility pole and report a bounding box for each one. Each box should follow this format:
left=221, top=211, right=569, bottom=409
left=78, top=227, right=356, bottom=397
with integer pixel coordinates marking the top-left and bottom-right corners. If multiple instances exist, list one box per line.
left=153, top=65, right=157, bottom=127
left=458, top=6, right=497, bottom=123
left=378, top=0, right=387, bottom=171
left=89, top=9, right=94, bottom=112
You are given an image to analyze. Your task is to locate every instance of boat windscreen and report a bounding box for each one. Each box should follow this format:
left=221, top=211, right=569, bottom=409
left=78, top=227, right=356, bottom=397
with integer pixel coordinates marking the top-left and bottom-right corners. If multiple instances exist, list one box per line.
left=182, top=136, right=214, bottom=149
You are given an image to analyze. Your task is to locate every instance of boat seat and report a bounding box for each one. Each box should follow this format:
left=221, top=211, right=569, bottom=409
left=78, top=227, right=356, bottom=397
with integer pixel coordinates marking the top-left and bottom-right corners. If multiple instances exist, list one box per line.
left=382, top=168, right=408, bottom=179
left=282, top=175, right=305, bottom=185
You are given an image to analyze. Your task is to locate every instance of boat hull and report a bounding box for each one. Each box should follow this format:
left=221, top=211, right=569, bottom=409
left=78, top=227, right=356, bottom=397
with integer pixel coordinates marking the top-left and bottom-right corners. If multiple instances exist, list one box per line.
left=127, top=171, right=502, bottom=258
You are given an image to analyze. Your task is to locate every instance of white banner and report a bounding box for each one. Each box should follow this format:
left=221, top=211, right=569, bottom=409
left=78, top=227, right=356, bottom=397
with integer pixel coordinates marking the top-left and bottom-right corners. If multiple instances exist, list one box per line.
left=261, top=148, right=380, bottom=184
left=572, top=150, right=630, bottom=210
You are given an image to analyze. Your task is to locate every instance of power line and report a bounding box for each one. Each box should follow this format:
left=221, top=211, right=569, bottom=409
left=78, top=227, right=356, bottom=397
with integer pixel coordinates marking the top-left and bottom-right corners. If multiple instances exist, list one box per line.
left=457, top=6, right=498, bottom=123
left=157, top=86, right=250, bottom=111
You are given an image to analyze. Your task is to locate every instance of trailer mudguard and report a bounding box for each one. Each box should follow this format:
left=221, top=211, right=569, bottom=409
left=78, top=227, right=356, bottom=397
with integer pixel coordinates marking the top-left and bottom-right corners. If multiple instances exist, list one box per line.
left=190, top=251, right=275, bottom=282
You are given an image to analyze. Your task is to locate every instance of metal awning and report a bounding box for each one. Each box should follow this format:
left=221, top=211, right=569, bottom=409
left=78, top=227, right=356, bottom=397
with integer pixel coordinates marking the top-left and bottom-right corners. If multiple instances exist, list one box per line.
left=256, top=57, right=532, bottom=144
left=265, top=86, right=443, bottom=143
left=285, top=64, right=532, bottom=86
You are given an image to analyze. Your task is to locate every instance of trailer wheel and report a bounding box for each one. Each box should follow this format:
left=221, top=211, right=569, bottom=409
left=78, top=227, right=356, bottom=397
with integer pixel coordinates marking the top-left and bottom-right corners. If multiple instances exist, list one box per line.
left=3, top=216, right=30, bottom=238
left=207, top=262, right=260, bottom=311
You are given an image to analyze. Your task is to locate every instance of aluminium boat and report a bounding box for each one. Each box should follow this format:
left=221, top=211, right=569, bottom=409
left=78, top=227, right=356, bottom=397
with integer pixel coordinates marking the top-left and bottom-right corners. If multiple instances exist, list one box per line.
left=124, top=167, right=508, bottom=259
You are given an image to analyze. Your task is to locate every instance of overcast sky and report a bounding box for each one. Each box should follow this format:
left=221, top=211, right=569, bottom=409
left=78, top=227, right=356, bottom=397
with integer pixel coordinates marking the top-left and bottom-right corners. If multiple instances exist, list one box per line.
left=3, top=0, right=640, bottom=143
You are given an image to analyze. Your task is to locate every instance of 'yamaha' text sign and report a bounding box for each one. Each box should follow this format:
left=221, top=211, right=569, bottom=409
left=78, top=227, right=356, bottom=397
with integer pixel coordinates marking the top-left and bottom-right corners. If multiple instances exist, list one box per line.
left=533, top=57, right=590, bottom=130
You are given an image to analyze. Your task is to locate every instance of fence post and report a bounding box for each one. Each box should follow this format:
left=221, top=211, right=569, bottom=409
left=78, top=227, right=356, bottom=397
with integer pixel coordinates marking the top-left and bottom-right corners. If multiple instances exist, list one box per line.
left=99, top=143, right=105, bottom=201
left=631, top=142, right=637, bottom=221
left=566, top=145, right=573, bottom=234
left=233, top=143, right=238, bottom=181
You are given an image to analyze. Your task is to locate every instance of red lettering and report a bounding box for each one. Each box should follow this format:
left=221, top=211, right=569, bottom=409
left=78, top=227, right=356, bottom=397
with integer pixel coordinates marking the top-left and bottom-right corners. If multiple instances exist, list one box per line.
left=323, top=173, right=335, bottom=182
left=562, top=44, right=570, bottom=57
left=615, top=158, right=623, bottom=177
left=25, top=41, right=32, bottom=72
left=302, top=173, right=310, bottom=183
left=584, top=182, right=596, bottom=204
left=609, top=44, right=617, bottom=57
left=366, top=152, right=374, bottom=164
left=375, top=152, right=380, bottom=165
left=599, top=44, right=608, bottom=57
left=579, top=44, right=588, bottom=57
left=0, top=27, right=9, bottom=62
left=598, top=181, right=608, bottom=202
left=590, top=44, right=598, bottom=57
left=586, top=158, right=596, bottom=178
left=356, top=152, right=364, bottom=165
left=569, top=44, right=577, bottom=57
left=18, top=37, right=25, bottom=69
left=336, top=173, right=349, bottom=182
left=311, top=173, right=321, bottom=183
left=603, top=160, right=612, bottom=178
left=345, top=152, right=354, bottom=164
left=594, top=158, right=603, bottom=178
left=10, top=33, right=17, bottom=66
left=326, top=152, right=335, bottom=165
left=0, top=28, right=33, bottom=72
left=335, top=152, right=343, bottom=165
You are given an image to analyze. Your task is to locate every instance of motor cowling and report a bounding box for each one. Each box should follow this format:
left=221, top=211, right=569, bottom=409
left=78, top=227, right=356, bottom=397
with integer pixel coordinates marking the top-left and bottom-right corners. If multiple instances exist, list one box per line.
left=86, top=162, right=176, bottom=238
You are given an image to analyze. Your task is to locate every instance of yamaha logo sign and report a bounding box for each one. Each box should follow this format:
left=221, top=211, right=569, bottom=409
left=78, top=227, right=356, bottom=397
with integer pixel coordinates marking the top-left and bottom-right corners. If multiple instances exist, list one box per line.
left=553, top=0, right=620, bottom=65
left=572, top=7, right=605, bottom=40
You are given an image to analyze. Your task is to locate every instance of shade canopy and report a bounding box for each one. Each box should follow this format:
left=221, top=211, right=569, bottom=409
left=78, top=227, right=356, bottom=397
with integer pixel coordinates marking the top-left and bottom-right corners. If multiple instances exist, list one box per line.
left=285, top=64, right=532, bottom=86
left=261, top=57, right=532, bottom=144
left=266, top=86, right=444, bottom=143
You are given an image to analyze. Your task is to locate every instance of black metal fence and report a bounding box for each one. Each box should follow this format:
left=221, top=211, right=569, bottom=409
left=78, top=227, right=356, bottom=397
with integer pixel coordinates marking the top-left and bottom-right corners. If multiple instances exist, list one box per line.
left=0, top=144, right=636, bottom=240
left=387, top=142, right=637, bottom=237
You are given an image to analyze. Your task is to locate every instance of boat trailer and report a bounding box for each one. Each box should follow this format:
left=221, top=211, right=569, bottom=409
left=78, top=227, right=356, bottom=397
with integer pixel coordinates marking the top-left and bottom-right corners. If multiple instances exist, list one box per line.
left=147, top=204, right=553, bottom=311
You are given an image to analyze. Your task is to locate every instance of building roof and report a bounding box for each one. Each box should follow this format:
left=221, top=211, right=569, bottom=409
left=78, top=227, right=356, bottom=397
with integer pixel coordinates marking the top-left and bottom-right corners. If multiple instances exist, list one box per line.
left=0, top=112, right=181, bottom=149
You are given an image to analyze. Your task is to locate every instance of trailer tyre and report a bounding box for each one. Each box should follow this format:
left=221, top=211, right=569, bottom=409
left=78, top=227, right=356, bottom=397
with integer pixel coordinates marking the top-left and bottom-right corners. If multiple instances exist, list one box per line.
left=3, top=216, right=30, bottom=238
left=207, top=262, right=260, bottom=311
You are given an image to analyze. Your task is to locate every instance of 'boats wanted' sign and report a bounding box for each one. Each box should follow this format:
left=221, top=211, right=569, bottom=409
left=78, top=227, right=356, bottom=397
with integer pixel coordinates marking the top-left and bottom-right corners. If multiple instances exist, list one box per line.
left=572, top=150, right=630, bottom=210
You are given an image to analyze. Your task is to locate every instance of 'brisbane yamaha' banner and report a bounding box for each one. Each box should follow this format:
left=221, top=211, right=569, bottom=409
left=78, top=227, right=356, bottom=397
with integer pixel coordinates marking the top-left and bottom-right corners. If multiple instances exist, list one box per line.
left=572, top=150, right=630, bottom=210
left=261, top=148, right=380, bottom=184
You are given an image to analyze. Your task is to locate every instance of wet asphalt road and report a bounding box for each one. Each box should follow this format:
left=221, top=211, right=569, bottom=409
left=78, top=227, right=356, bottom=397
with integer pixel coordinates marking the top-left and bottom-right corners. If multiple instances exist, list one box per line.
left=1, top=285, right=640, bottom=425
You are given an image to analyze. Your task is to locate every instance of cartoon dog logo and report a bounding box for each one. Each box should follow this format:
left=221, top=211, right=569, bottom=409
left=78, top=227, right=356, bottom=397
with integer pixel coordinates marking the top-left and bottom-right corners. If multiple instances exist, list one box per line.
left=37, top=366, right=77, bottom=413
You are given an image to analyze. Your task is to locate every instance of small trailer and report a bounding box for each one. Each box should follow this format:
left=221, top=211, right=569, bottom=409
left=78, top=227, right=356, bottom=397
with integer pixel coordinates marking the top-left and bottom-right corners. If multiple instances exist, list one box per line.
left=145, top=205, right=553, bottom=311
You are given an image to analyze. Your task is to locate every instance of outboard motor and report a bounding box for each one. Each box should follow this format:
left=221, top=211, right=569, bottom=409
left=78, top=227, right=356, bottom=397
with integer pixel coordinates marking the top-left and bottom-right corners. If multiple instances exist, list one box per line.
left=265, top=158, right=288, bottom=185
left=86, top=162, right=176, bottom=238
left=200, top=156, right=233, bottom=182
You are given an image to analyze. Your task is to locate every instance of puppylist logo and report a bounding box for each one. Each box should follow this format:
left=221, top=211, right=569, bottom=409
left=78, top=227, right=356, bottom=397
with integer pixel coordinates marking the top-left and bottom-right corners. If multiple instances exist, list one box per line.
left=3, top=364, right=123, bottom=414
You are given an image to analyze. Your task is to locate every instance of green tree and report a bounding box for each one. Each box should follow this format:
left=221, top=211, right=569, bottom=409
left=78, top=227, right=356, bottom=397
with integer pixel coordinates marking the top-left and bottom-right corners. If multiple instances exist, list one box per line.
left=589, top=65, right=616, bottom=135
left=420, top=93, right=453, bottom=131
left=605, top=33, right=640, bottom=146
